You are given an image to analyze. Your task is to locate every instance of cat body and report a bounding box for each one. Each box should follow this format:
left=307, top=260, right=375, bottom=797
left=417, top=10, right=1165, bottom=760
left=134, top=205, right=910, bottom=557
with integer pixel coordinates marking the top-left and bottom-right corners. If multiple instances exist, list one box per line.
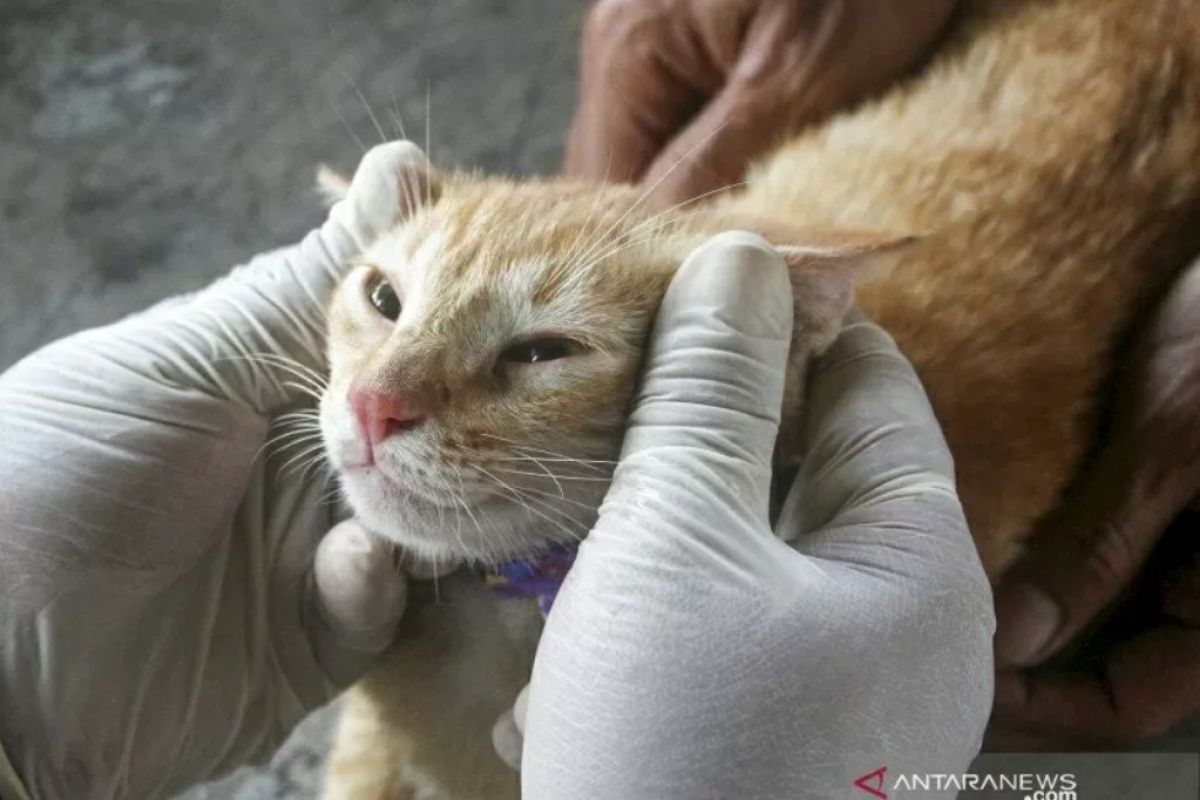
left=319, top=0, right=1200, bottom=796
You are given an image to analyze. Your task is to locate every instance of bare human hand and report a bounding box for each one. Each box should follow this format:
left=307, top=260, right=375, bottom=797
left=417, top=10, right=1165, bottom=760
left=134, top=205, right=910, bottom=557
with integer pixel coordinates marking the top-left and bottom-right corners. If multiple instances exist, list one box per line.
left=990, top=254, right=1200, bottom=749
left=564, top=0, right=958, bottom=203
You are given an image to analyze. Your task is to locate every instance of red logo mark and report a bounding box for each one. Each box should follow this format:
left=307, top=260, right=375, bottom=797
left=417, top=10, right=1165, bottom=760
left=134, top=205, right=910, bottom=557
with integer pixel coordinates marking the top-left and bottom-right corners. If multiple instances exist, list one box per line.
left=853, top=765, right=888, bottom=799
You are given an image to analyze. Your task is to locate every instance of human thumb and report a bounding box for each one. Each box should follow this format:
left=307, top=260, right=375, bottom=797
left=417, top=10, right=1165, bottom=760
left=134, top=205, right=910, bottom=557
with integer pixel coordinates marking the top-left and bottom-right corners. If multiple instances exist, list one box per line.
left=594, top=231, right=794, bottom=554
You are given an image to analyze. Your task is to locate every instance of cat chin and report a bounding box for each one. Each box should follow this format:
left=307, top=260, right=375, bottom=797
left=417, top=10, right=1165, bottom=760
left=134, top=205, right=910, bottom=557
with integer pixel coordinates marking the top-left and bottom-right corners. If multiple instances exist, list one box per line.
left=337, top=468, right=565, bottom=565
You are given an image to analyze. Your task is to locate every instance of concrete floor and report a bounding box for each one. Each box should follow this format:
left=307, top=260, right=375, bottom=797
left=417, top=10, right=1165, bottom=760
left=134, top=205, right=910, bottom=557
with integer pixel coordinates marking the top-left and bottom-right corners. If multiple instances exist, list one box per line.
left=1, top=0, right=584, bottom=796
left=1, top=0, right=586, bottom=371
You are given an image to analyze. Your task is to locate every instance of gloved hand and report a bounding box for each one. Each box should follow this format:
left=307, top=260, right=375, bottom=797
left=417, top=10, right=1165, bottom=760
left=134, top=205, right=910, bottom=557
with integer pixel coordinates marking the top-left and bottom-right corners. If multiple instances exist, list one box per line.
left=0, top=141, right=429, bottom=799
left=564, top=0, right=958, bottom=203
left=520, top=233, right=994, bottom=798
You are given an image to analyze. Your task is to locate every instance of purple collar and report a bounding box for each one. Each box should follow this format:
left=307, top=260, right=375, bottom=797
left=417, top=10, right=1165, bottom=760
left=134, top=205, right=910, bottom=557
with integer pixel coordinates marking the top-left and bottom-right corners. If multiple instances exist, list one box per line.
left=482, top=542, right=578, bottom=615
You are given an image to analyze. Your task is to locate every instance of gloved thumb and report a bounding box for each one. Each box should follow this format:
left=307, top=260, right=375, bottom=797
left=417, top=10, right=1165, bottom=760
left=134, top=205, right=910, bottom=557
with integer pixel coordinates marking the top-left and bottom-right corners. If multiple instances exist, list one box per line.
left=597, top=231, right=794, bottom=547
left=307, top=519, right=407, bottom=685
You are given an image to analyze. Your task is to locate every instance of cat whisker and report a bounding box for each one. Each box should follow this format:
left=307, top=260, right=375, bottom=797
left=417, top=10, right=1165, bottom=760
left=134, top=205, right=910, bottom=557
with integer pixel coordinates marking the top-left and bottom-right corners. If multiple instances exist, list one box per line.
left=386, top=97, right=422, bottom=215
left=255, top=427, right=325, bottom=463
left=298, top=448, right=335, bottom=484
left=452, top=467, right=493, bottom=564
left=473, top=466, right=591, bottom=544
left=479, top=433, right=618, bottom=463
left=489, top=457, right=614, bottom=476
left=497, top=448, right=619, bottom=468
left=263, top=414, right=323, bottom=438
left=568, top=118, right=733, bottom=271
left=343, top=71, right=388, bottom=145
left=332, top=99, right=367, bottom=154
left=261, top=368, right=328, bottom=398
left=287, top=455, right=328, bottom=485
left=459, top=466, right=545, bottom=565
left=488, top=466, right=612, bottom=483
left=424, top=83, right=433, bottom=208
left=279, top=440, right=332, bottom=476
left=220, top=352, right=330, bottom=399
left=282, top=381, right=325, bottom=403
left=492, top=452, right=565, bottom=496
left=587, top=181, right=746, bottom=264
left=318, top=482, right=345, bottom=506
left=389, top=88, right=406, bottom=138
left=563, top=214, right=704, bottom=288
left=560, top=157, right=619, bottom=273
left=272, top=410, right=322, bottom=427
left=258, top=428, right=324, bottom=456
left=491, top=459, right=613, bottom=480
left=509, top=485, right=603, bottom=513
left=571, top=201, right=731, bottom=275
left=432, top=465, right=469, bottom=558
left=238, top=350, right=329, bottom=387
left=565, top=178, right=747, bottom=292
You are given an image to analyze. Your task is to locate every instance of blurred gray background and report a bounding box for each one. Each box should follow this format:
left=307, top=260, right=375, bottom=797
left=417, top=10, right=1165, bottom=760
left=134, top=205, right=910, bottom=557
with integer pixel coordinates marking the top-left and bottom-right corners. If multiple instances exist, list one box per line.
left=4, top=1, right=1200, bottom=798
left=1, top=0, right=587, bottom=372
left=1, top=0, right=585, bottom=796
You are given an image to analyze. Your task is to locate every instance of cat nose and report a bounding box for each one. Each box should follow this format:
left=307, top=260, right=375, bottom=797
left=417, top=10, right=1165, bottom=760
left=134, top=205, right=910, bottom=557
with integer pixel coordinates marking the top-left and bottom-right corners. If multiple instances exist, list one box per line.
left=349, top=388, right=425, bottom=445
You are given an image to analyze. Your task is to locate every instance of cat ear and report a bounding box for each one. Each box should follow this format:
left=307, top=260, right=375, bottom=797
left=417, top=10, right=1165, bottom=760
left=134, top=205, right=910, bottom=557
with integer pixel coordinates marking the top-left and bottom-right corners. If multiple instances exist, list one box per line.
left=315, top=164, right=351, bottom=206
left=779, top=233, right=914, bottom=354
left=691, top=210, right=914, bottom=352
left=313, top=142, right=442, bottom=218
left=776, top=230, right=915, bottom=285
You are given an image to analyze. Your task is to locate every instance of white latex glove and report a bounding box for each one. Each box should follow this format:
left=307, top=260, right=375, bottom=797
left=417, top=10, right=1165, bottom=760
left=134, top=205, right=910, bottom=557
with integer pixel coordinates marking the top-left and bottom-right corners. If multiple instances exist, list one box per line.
left=0, top=142, right=429, bottom=800
left=521, top=233, right=995, bottom=799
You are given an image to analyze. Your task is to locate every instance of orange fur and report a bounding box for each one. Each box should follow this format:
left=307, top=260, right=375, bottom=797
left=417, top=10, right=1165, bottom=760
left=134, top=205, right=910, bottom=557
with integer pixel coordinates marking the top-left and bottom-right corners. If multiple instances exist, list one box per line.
left=321, top=0, right=1200, bottom=796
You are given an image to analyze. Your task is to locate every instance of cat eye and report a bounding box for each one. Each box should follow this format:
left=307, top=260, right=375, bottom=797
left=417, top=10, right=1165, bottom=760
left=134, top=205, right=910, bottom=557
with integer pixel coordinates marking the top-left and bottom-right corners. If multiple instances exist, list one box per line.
left=501, top=338, right=576, bottom=364
left=366, top=273, right=401, bottom=321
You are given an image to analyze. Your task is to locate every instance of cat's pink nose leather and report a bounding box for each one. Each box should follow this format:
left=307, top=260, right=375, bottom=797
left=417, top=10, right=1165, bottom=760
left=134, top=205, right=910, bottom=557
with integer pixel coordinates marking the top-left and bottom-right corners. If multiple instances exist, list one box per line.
left=349, top=388, right=425, bottom=446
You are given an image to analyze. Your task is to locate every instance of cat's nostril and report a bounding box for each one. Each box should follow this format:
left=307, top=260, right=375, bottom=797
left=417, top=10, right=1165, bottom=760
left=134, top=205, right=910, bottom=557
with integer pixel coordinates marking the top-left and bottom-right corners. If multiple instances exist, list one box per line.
left=349, top=388, right=425, bottom=445
left=385, top=415, right=425, bottom=435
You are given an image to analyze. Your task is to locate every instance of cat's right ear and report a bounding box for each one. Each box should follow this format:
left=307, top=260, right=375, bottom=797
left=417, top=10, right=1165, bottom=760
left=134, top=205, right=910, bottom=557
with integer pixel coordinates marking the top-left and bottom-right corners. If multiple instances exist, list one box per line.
left=315, top=164, right=352, bottom=206
left=323, top=142, right=442, bottom=249
left=316, top=141, right=441, bottom=219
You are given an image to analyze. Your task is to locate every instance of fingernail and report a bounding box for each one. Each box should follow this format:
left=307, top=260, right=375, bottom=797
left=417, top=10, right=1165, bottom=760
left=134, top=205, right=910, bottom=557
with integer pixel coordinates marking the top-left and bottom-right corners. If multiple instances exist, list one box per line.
left=670, top=232, right=792, bottom=339
left=994, top=583, right=1060, bottom=666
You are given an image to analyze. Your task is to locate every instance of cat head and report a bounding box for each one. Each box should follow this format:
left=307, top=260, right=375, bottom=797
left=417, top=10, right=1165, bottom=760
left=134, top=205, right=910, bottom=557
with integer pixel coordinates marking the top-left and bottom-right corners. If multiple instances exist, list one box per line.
left=318, top=143, right=908, bottom=564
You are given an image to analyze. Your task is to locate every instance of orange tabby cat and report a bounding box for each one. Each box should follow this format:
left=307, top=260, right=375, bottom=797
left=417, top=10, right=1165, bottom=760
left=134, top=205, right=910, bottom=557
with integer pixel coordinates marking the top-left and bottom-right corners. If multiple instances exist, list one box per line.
left=315, top=0, right=1200, bottom=796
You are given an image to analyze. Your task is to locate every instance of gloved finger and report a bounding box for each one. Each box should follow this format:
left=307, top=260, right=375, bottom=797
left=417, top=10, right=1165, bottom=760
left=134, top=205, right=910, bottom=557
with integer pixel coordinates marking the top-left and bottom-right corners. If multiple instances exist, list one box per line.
left=494, top=684, right=530, bottom=771
left=592, top=231, right=792, bottom=561
left=308, top=519, right=407, bottom=686
left=777, top=315, right=987, bottom=609
left=119, top=141, right=433, bottom=415
left=491, top=708, right=523, bottom=772
left=993, top=256, right=1200, bottom=667
left=562, top=0, right=717, bottom=185
left=512, top=683, right=531, bottom=734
